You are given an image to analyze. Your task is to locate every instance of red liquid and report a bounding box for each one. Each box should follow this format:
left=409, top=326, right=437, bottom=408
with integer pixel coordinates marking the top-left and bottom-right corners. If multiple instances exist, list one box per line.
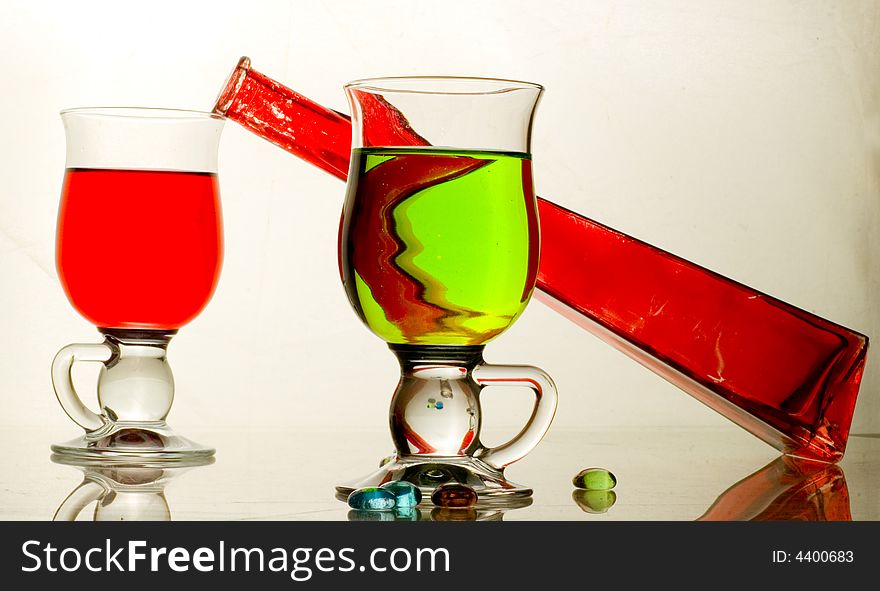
left=57, top=169, right=223, bottom=330
left=214, top=58, right=868, bottom=461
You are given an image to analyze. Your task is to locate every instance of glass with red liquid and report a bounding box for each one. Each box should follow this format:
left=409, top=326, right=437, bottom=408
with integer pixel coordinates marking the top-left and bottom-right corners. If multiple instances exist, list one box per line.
left=51, top=108, right=223, bottom=462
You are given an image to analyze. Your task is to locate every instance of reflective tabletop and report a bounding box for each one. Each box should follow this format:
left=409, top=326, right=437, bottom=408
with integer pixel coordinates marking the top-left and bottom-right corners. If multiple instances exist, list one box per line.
left=1, top=425, right=876, bottom=521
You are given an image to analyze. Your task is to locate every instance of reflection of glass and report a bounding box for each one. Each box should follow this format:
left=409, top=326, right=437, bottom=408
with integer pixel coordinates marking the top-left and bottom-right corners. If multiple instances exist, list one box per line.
left=348, top=497, right=531, bottom=521
left=52, top=455, right=213, bottom=521
left=51, top=108, right=224, bottom=462
left=698, top=456, right=851, bottom=521
left=335, top=78, right=557, bottom=501
left=214, top=57, right=868, bottom=463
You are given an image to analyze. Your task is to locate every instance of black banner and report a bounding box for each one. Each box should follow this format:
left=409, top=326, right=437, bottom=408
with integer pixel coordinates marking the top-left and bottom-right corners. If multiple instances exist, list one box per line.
left=1, top=522, right=874, bottom=588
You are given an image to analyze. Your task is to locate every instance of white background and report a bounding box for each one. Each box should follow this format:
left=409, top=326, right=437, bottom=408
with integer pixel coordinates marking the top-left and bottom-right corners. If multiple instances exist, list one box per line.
left=0, top=0, right=877, bottom=450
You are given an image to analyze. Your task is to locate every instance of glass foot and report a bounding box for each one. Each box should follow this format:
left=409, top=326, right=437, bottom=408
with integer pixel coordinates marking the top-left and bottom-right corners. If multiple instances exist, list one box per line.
left=336, top=455, right=533, bottom=506
left=50, top=421, right=214, bottom=465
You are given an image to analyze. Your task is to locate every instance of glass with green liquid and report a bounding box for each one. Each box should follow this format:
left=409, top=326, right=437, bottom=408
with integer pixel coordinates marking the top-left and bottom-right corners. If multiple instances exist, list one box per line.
left=336, top=78, right=557, bottom=502
left=341, top=147, right=538, bottom=346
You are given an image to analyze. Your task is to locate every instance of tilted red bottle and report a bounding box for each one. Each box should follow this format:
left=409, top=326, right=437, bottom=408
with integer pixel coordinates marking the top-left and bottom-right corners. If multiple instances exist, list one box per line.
left=214, top=57, right=868, bottom=463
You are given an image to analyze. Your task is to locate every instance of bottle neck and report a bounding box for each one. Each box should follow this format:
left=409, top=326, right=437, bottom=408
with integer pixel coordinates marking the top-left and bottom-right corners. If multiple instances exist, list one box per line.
left=213, top=56, right=352, bottom=180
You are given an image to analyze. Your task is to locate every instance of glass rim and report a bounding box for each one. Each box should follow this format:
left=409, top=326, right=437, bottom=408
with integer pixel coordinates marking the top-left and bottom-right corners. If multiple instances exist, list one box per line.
left=59, top=106, right=224, bottom=121
left=344, top=76, right=544, bottom=96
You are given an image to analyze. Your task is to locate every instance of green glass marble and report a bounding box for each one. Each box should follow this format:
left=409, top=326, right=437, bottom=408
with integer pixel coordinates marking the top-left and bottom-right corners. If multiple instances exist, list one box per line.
left=431, top=483, right=478, bottom=508
left=380, top=481, right=423, bottom=508
left=347, top=487, right=396, bottom=511
left=572, top=468, right=617, bottom=490
left=572, top=490, right=617, bottom=514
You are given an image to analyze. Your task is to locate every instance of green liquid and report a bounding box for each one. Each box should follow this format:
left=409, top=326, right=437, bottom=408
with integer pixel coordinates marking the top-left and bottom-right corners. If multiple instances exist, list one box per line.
left=340, top=148, right=539, bottom=345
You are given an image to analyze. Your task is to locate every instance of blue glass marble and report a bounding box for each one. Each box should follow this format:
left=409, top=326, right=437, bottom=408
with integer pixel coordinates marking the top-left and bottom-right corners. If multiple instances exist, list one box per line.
left=393, top=507, right=421, bottom=521
left=348, top=509, right=395, bottom=521
left=380, top=481, right=423, bottom=508
left=347, top=487, right=396, bottom=511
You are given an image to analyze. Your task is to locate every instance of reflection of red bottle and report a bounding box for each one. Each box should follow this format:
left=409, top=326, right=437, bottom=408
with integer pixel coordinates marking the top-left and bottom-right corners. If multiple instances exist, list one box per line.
left=57, top=168, right=223, bottom=330
left=214, top=57, right=867, bottom=462
left=699, top=456, right=851, bottom=521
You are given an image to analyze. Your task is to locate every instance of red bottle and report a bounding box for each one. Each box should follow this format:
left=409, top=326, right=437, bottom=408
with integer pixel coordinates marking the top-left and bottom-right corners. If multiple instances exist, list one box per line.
left=214, top=57, right=868, bottom=462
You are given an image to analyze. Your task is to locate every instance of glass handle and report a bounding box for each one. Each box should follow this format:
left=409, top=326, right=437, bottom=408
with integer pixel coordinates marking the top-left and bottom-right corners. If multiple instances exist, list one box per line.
left=473, top=363, right=558, bottom=470
left=51, top=342, right=116, bottom=432
left=53, top=480, right=106, bottom=521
